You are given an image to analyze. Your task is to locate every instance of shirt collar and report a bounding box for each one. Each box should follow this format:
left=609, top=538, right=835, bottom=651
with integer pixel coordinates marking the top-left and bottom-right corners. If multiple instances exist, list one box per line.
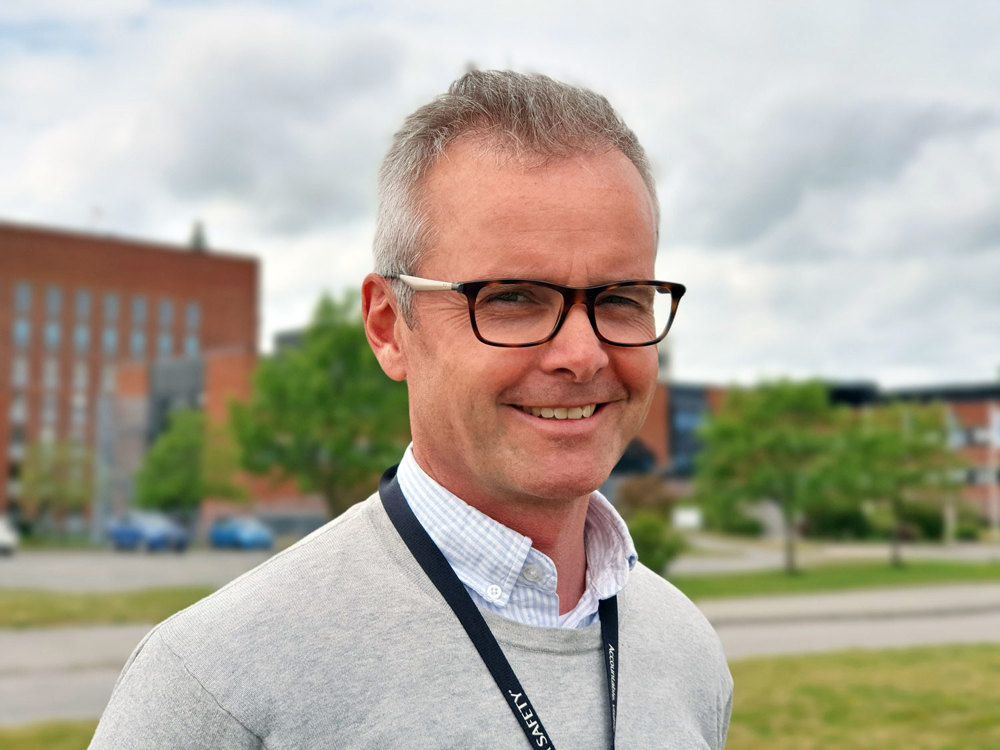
left=396, top=445, right=637, bottom=623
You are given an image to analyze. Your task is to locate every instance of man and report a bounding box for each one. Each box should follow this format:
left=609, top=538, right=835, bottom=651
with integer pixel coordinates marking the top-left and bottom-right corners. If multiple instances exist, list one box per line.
left=91, top=70, right=732, bottom=748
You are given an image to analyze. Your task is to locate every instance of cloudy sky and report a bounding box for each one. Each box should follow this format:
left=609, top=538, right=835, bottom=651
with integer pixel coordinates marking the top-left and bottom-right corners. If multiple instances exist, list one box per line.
left=2, top=0, right=998, bottom=388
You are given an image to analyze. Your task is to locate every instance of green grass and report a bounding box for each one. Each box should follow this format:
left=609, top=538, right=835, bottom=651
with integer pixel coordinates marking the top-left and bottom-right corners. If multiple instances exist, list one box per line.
left=4, top=646, right=998, bottom=749
left=0, top=721, right=98, bottom=750
left=0, top=587, right=214, bottom=629
left=669, top=559, right=1000, bottom=601
left=728, top=644, right=1000, bottom=749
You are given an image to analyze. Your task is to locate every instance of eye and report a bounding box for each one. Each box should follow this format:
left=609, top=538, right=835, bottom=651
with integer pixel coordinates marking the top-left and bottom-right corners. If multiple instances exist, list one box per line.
left=477, top=284, right=547, bottom=306
left=597, top=292, right=651, bottom=310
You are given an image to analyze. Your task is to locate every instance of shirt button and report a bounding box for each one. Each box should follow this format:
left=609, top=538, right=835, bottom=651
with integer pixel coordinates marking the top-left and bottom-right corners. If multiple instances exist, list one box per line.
left=486, top=584, right=503, bottom=601
left=522, top=565, right=541, bottom=582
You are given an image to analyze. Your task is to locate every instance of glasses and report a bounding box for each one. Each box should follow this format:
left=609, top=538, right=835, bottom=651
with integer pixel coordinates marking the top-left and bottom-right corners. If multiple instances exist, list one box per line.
left=391, top=275, right=686, bottom=348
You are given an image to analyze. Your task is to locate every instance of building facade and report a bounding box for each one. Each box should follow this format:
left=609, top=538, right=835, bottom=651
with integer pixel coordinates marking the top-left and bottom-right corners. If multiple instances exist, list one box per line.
left=0, top=221, right=258, bottom=518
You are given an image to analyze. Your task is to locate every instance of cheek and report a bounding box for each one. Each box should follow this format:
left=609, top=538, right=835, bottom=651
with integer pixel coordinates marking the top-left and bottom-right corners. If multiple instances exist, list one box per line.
left=617, top=348, right=659, bottom=396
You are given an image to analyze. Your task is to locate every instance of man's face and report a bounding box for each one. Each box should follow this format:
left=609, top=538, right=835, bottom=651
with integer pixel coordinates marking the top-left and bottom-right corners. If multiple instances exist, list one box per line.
left=396, top=140, right=659, bottom=512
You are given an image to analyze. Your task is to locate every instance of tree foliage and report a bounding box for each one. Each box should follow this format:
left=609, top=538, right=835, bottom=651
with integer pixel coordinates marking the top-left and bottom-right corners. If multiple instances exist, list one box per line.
left=20, top=441, right=92, bottom=533
left=231, top=292, right=410, bottom=517
left=695, top=380, right=836, bottom=574
left=695, top=381, right=967, bottom=573
left=827, top=401, right=964, bottom=566
left=134, top=409, right=246, bottom=516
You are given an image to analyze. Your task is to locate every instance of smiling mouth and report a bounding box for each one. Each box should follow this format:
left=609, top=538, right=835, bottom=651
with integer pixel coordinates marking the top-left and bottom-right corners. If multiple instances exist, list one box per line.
left=514, top=404, right=600, bottom=420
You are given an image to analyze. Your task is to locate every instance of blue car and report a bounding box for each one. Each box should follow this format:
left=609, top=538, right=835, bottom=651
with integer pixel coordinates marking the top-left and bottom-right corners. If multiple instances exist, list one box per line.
left=109, top=512, right=189, bottom=552
left=209, top=517, right=274, bottom=550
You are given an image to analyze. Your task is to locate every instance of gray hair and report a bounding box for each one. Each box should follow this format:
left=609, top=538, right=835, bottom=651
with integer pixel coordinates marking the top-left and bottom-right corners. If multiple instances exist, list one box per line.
left=373, top=69, right=659, bottom=318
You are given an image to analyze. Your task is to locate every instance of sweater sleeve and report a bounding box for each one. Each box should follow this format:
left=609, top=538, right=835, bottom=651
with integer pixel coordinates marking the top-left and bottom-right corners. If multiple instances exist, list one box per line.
left=89, top=629, right=261, bottom=749
left=718, top=673, right=734, bottom=749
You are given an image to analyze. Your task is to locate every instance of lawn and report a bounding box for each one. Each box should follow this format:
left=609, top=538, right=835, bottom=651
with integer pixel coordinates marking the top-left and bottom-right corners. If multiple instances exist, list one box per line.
left=727, top=644, right=1000, bottom=749
left=669, top=559, right=1000, bottom=601
left=0, top=586, right=214, bottom=628
left=0, top=721, right=98, bottom=750
left=5, top=645, right=997, bottom=749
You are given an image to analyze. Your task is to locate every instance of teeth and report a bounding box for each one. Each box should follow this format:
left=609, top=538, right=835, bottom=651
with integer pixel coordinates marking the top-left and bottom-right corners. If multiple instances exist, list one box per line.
left=521, top=404, right=598, bottom=420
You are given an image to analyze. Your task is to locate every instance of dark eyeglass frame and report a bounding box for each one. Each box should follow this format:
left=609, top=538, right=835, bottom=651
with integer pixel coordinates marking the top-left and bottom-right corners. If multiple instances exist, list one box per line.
left=390, top=274, right=687, bottom=348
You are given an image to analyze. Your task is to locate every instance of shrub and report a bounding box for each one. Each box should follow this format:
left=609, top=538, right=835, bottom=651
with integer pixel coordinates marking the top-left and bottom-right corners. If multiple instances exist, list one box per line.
left=627, top=511, right=686, bottom=575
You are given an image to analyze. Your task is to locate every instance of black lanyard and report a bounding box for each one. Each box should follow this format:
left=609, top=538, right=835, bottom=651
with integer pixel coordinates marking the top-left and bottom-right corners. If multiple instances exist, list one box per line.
left=379, top=465, right=619, bottom=749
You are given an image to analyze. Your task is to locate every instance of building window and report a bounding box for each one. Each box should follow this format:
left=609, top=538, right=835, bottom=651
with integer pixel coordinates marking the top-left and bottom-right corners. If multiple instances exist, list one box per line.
left=185, top=301, right=200, bottom=330
left=104, top=292, right=120, bottom=321
left=44, top=320, right=61, bottom=351
left=42, top=393, right=58, bottom=427
left=131, top=329, right=146, bottom=358
left=103, top=327, right=118, bottom=356
left=12, top=318, right=30, bottom=349
left=73, top=360, right=88, bottom=390
left=9, top=393, right=27, bottom=423
left=158, top=331, right=173, bottom=356
left=159, top=299, right=174, bottom=328
left=184, top=333, right=200, bottom=357
left=132, top=296, right=147, bottom=326
left=15, top=282, right=32, bottom=314
left=46, top=285, right=62, bottom=317
left=43, top=358, right=59, bottom=389
left=101, top=367, right=116, bottom=393
left=11, top=356, right=28, bottom=387
left=71, top=398, right=88, bottom=427
left=76, top=289, right=91, bottom=319
left=74, top=323, right=90, bottom=354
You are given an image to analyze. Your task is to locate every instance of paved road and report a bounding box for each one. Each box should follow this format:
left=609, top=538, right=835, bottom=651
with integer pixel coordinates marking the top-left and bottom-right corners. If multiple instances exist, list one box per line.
left=671, top=535, right=1000, bottom=575
left=5, top=583, right=1000, bottom=726
left=0, top=550, right=271, bottom=592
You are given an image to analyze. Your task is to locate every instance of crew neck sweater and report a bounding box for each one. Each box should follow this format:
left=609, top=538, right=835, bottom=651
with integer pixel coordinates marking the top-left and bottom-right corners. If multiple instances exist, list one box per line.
left=91, top=493, right=733, bottom=749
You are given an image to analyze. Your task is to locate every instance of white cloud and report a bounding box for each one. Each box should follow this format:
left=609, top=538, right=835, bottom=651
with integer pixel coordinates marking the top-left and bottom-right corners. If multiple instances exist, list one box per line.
left=1, top=0, right=999, bottom=386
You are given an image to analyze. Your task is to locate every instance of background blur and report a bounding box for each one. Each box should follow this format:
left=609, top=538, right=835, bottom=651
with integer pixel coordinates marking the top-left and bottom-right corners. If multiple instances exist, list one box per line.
left=2, top=2, right=1000, bottom=749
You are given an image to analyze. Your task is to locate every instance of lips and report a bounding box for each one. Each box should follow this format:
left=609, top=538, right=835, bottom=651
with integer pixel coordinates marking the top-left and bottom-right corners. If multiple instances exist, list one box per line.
left=514, top=404, right=599, bottom=420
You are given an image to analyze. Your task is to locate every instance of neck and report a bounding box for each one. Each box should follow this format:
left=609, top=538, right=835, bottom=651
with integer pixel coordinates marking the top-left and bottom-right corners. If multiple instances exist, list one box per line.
left=462, top=492, right=591, bottom=615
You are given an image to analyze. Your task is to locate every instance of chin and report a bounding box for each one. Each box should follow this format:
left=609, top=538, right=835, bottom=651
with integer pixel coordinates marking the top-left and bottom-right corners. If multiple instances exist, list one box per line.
left=518, top=461, right=615, bottom=502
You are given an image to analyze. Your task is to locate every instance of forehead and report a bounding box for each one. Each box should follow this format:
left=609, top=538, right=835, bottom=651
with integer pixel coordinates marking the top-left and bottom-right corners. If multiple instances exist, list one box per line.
left=418, top=140, right=657, bottom=281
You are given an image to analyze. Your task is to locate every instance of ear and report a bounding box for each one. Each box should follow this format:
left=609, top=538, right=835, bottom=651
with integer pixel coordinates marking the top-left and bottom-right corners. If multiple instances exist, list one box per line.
left=362, top=273, right=408, bottom=382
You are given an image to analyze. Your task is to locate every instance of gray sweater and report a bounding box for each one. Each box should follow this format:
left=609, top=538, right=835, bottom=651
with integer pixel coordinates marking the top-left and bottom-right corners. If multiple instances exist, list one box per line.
left=91, top=494, right=733, bottom=749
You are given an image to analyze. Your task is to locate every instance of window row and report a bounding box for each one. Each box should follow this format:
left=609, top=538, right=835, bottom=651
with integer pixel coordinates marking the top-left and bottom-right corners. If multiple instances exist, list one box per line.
left=10, top=318, right=200, bottom=356
left=5, top=283, right=201, bottom=330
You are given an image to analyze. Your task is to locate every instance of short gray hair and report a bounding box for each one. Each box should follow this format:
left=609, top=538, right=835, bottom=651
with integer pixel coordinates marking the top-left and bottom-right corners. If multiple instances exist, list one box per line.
left=373, top=69, right=659, bottom=317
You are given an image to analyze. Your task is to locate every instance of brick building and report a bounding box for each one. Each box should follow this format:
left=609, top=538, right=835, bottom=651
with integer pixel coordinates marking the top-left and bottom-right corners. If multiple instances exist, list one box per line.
left=0, top=221, right=258, bottom=520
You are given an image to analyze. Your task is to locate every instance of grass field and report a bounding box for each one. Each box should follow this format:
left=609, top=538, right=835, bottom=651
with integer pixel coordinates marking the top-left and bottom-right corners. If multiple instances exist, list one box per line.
left=0, top=586, right=214, bottom=628
left=669, top=559, right=1000, bottom=601
left=727, top=644, right=1000, bottom=749
left=3, top=645, right=997, bottom=749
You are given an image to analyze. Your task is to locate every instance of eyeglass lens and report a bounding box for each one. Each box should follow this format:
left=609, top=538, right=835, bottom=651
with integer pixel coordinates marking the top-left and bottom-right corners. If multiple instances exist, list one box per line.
left=472, top=283, right=673, bottom=346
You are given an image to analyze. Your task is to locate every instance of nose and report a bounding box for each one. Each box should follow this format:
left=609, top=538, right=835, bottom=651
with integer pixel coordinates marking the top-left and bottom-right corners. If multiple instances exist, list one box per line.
left=538, top=303, right=609, bottom=382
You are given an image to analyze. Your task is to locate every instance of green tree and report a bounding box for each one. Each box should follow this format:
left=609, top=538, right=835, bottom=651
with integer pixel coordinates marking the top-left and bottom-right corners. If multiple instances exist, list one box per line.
left=831, top=402, right=964, bottom=567
left=695, top=380, right=836, bottom=574
left=231, top=292, right=410, bottom=517
left=134, top=410, right=246, bottom=517
left=20, top=441, right=92, bottom=534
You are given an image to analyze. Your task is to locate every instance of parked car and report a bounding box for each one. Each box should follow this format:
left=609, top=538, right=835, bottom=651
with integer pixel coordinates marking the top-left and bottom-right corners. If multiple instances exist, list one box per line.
left=0, top=517, right=18, bottom=555
left=209, top=517, right=274, bottom=550
left=109, top=512, right=189, bottom=552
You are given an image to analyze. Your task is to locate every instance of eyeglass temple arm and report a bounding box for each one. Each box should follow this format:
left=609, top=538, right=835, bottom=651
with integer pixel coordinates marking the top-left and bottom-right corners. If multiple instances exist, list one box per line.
left=397, top=275, right=460, bottom=292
